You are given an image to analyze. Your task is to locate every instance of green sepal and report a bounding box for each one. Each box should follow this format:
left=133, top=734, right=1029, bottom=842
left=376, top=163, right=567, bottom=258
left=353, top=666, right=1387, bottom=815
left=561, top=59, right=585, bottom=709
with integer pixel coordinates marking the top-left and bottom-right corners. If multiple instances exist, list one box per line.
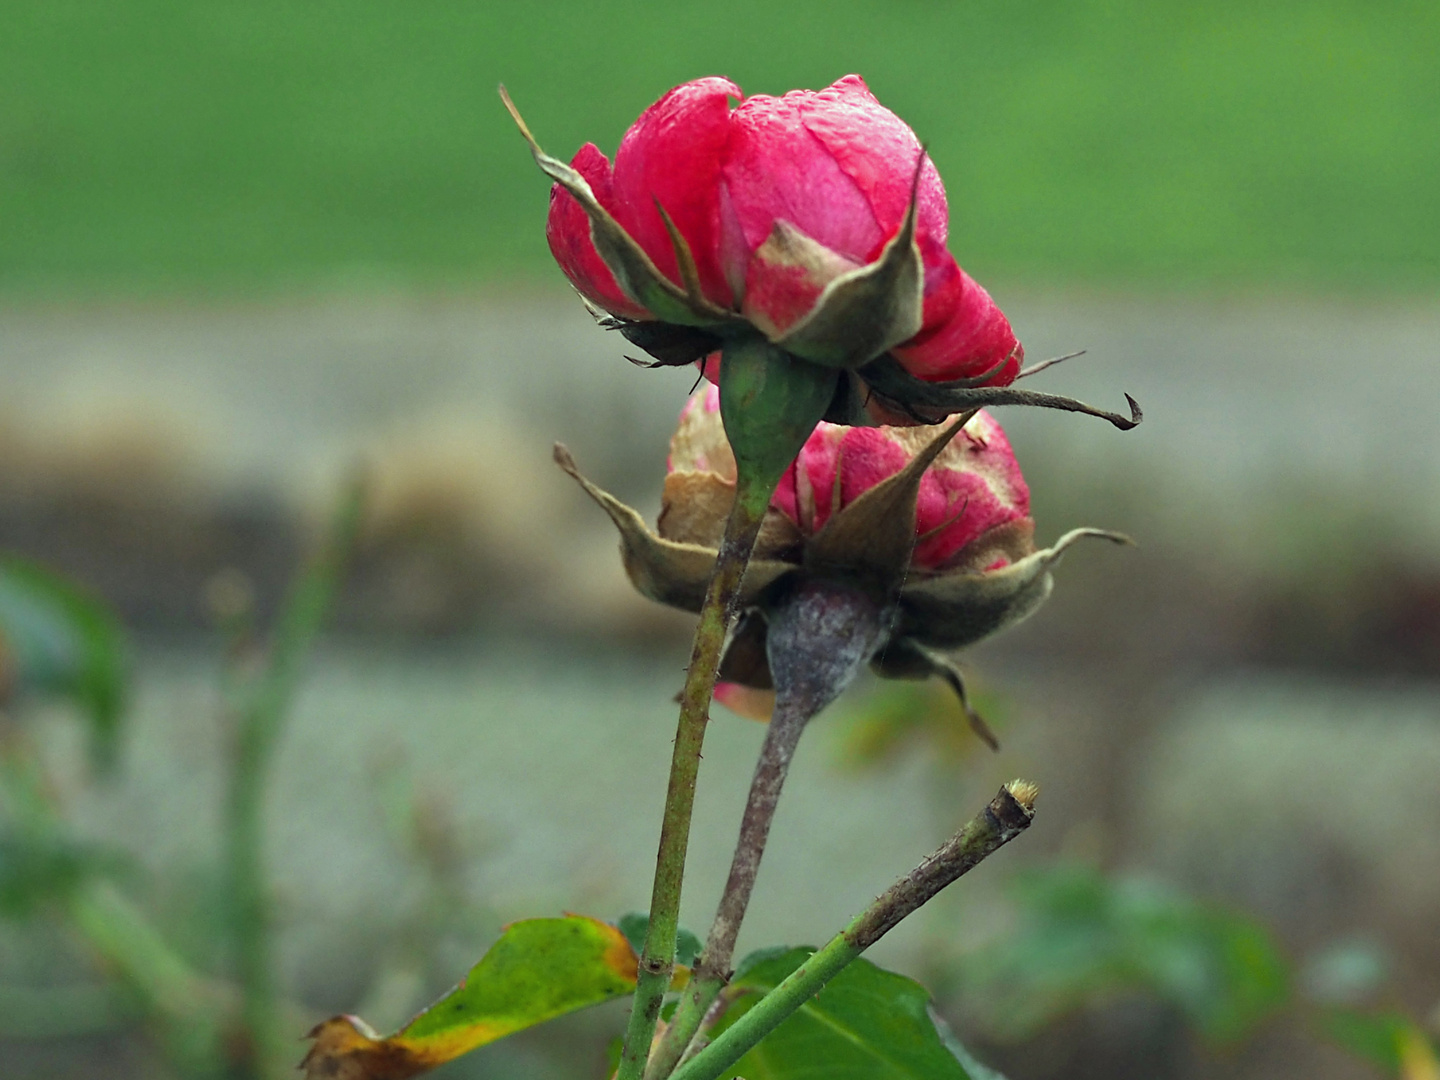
left=500, top=87, right=739, bottom=330
left=773, top=161, right=924, bottom=369
left=718, top=337, right=839, bottom=518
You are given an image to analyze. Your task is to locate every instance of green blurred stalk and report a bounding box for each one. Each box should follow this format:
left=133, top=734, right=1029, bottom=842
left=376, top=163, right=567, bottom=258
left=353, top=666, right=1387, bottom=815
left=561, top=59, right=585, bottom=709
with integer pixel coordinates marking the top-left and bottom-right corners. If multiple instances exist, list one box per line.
left=223, top=478, right=365, bottom=1079
left=0, top=737, right=226, bottom=1074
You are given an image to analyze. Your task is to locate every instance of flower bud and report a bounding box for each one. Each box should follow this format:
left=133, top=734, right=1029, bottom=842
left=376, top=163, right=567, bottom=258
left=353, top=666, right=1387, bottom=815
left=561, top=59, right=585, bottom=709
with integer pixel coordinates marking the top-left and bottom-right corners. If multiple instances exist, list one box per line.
left=506, top=77, right=1025, bottom=411
left=556, top=387, right=1129, bottom=736
left=771, top=406, right=1031, bottom=572
left=509, top=78, right=1142, bottom=433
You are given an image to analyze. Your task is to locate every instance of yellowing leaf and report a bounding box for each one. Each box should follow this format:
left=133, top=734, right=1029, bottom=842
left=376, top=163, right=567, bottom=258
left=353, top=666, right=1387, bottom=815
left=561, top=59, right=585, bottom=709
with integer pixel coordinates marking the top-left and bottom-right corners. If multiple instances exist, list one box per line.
left=302, top=915, right=638, bottom=1079
left=1400, top=1025, right=1440, bottom=1080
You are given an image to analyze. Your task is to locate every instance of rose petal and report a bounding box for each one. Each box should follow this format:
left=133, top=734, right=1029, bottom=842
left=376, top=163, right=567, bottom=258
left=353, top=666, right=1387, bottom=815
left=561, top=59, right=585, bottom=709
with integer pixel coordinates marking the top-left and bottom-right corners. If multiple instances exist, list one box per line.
left=611, top=77, right=742, bottom=310
left=667, top=383, right=730, bottom=476
left=890, top=269, right=1023, bottom=384
left=800, top=75, right=949, bottom=255
left=740, top=221, right=860, bottom=339
left=713, top=681, right=776, bottom=722
left=546, top=143, right=649, bottom=319
left=911, top=412, right=1029, bottom=566
left=724, top=89, right=882, bottom=266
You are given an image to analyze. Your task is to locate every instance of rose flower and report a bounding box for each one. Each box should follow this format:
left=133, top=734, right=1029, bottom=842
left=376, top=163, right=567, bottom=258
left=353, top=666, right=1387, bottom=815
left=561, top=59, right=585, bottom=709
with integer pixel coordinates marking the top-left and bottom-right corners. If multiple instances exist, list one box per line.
left=555, top=386, right=1128, bottom=743
left=507, top=76, right=1084, bottom=428
left=508, top=75, right=1141, bottom=429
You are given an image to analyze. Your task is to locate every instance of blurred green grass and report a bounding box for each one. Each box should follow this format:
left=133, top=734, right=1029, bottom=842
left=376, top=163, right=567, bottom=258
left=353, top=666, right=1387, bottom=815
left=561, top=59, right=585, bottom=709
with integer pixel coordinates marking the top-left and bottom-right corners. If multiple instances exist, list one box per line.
left=2, top=0, right=1436, bottom=296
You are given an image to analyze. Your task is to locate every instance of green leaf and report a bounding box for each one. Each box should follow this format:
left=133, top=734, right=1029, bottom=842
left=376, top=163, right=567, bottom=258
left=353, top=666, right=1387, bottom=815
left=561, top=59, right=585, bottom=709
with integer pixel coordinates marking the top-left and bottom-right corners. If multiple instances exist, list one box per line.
left=958, top=865, right=1289, bottom=1045
left=618, top=910, right=703, bottom=967
left=712, top=947, right=981, bottom=1079
left=931, top=1015, right=1012, bottom=1080
left=0, top=557, right=128, bottom=766
left=301, top=915, right=639, bottom=1079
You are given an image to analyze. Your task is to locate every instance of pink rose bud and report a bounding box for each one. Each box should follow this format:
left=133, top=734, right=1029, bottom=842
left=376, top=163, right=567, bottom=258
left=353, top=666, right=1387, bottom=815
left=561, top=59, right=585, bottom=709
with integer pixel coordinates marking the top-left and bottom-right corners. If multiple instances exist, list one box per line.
left=554, top=386, right=1129, bottom=736
left=771, top=409, right=1030, bottom=572
left=668, top=384, right=1029, bottom=573
left=537, top=75, right=1022, bottom=386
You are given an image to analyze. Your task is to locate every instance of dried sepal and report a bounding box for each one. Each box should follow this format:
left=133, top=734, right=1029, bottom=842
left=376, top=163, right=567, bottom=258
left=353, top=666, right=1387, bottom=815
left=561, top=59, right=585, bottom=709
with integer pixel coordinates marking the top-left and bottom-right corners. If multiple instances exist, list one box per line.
left=658, top=472, right=736, bottom=549
left=938, top=518, right=1037, bottom=574
left=896, top=527, right=1132, bottom=649
left=1005, top=778, right=1040, bottom=811
left=554, top=444, right=794, bottom=613
left=773, top=155, right=926, bottom=369
left=501, top=86, right=739, bottom=330
left=718, top=610, right=772, bottom=690
left=615, top=319, right=724, bottom=368
left=859, top=352, right=1143, bottom=430
left=869, top=637, right=1000, bottom=750
left=803, top=412, right=975, bottom=592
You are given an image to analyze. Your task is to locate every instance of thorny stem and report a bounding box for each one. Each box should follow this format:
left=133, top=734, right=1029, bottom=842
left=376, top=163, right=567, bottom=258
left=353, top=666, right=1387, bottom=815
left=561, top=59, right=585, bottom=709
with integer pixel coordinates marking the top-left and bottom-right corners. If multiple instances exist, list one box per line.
left=615, top=484, right=769, bottom=1080
left=669, top=781, right=1038, bottom=1080
left=647, top=582, right=887, bottom=1078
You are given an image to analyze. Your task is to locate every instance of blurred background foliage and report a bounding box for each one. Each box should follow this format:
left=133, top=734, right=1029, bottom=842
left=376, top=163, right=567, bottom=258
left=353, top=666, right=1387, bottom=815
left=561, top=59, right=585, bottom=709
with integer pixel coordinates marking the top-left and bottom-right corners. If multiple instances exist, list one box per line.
left=2, top=2, right=1439, bottom=1079
left=3, top=0, right=1438, bottom=294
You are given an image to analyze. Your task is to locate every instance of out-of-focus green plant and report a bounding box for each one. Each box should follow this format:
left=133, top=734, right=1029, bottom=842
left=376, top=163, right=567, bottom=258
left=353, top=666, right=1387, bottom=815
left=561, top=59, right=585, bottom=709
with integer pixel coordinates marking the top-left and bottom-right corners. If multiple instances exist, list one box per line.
left=830, top=678, right=1013, bottom=771
left=1319, top=1008, right=1440, bottom=1080
left=955, top=864, right=1290, bottom=1045
left=0, top=555, right=128, bottom=767
left=0, top=475, right=368, bottom=1079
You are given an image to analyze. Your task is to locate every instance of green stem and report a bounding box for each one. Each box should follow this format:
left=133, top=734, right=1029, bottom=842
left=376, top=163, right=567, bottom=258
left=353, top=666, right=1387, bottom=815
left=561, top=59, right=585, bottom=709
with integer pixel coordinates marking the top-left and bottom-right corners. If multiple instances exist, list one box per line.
left=618, top=338, right=839, bottom=1080
left=649, top=582, right=887, bottom=1079
left=69, top=881, right=230, bottom=1072
left=670, top=782, right=1037, bottom=1080
left=224, top=478, right=364, bottom=1079
left=644, top=704, right=805, bottom=1080
left=615, top=481, right=769, bottom=1080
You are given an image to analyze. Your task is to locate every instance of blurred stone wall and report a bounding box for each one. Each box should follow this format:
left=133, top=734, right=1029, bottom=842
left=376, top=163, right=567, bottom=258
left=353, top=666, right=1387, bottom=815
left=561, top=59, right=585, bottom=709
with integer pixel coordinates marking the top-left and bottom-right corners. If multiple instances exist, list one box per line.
left=2, top=291, right=1439, bottom=1079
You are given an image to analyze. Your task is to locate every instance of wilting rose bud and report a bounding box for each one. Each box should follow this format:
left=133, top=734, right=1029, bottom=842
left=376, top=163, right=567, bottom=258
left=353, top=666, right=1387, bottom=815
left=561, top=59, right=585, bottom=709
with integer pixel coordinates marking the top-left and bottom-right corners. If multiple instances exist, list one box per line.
left=553, top=387, right=1128, bottom=739
left=771, top=408, right=1031, bottom=572
left=509, top=76, right=1024, bottom=408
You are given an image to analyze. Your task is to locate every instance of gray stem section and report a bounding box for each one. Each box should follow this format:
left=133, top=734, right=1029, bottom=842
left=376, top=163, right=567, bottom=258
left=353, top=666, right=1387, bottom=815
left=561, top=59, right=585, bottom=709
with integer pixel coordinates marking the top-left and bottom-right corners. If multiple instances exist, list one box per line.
left=646, top=580, right=887, bottom=1080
